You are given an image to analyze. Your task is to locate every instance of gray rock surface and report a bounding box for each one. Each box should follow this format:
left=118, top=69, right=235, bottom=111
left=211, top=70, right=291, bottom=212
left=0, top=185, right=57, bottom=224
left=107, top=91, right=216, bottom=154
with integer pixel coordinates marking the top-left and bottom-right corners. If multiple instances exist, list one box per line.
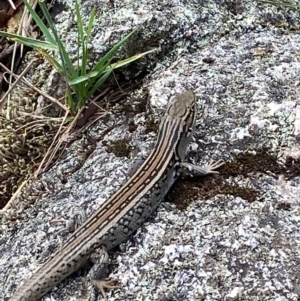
left=1, top=0, right=300, bottom=300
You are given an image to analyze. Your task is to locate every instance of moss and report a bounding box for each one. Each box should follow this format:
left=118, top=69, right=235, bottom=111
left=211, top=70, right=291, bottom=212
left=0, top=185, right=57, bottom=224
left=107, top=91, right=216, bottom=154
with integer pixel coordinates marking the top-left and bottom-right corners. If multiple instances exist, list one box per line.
left=106, top=138, right=131, bottom=158
left=143, top=114, right=159, bottom=135
left=0, top=114, right=59, bottom=209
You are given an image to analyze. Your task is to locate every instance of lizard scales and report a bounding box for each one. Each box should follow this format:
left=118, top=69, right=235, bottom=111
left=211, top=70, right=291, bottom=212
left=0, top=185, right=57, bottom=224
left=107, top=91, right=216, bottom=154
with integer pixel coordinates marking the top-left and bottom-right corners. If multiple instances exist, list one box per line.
left=9, top=91, right=219, bottom=301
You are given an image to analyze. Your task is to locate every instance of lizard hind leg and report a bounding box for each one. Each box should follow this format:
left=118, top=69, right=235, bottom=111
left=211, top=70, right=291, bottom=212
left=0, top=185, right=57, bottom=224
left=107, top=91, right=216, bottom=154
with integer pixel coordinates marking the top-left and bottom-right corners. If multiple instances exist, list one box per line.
left=89, top=247, right=120, bottom=300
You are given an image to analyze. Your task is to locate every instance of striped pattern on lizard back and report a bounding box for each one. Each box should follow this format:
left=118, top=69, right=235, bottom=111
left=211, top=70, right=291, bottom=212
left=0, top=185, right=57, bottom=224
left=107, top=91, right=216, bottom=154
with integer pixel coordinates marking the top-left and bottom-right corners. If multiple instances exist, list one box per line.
left=9, top=91, right=197, bottom=301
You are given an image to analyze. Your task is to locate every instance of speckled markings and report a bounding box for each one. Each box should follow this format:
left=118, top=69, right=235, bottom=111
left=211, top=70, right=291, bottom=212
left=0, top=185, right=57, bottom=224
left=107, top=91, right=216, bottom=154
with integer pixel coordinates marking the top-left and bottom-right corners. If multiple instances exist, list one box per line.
left=8, top=91, right=223, bottom=301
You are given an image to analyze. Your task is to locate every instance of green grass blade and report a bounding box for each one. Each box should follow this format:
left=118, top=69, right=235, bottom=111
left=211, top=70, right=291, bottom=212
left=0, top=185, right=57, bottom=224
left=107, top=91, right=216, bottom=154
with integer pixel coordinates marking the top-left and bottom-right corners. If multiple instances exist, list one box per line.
left=105, top=49, right=157, bottom=71
left=73, top=84, right=85, bottom=109
left=61, top=43, right=79, bottom=82
left=69, top=72, right=95, bottom=85
left=86, top=70, right=112, bottom=100
left=38, top=1, right=78, bottom=81
left=90, top=28, right=139, bottom=73
left=38, top=49, right=63, bottom=71
left=87, top=8, right=96, bottom=38
left=83, top=7, right=96, bottom=76
left=74, top=0, right=90, bottom=106
left=69, top=49, right=157, bottom=85
left=66, top=89, right=75, bottom=112
left=85, top=28, right=139, bottom=91
left=75, top=0, right=84, bottom=43
left=86, top=49, right=156, bottom=98
left=22, top=0, right=56, bottom=44
left=0, top=31, right=58, bottom=50
left=75, top=0, right=84, bottom=73
left=81, top=38, right=87, bottom=75
left=38, top=1, right=58, bottom=33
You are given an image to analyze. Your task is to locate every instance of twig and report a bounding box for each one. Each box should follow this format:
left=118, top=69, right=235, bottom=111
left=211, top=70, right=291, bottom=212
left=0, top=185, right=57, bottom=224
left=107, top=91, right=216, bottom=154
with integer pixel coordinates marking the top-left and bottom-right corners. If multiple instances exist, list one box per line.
left=34, top=109, right=70, bottom=177
left=0, top=59, right=37, bottom=113
left=0, top=61, right=68, bottom=112
left=7, top=0, right=16, bottom=10
left=0, top=179, right=28, bottom=215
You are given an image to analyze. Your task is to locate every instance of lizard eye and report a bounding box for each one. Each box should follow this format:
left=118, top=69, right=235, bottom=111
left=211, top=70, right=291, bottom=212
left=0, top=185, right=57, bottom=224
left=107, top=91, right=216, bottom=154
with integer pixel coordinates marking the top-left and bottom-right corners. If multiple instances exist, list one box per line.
left=186, top=127, right=194, bottom=137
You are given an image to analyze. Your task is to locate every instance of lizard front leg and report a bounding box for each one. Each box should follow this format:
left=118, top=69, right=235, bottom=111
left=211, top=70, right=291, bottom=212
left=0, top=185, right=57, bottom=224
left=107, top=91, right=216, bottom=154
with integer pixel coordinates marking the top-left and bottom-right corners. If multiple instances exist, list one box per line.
left=180, top=159, right=225, bottom=176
